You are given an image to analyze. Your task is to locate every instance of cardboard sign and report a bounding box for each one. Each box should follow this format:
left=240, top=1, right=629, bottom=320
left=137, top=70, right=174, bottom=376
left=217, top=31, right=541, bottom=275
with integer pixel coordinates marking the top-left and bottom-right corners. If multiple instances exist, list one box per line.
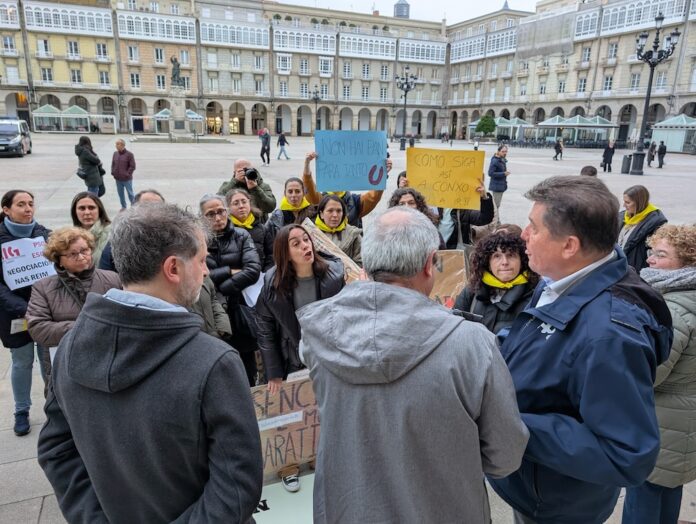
left=1, top=237, right=56, bottom=290
left=315, top=130, right=387, bottom=192
left=407, top=148, right=485, bottom=209
left=301, top=218, right=362, bottom=283
left=430, top=250, right=467, bottom=309
left=252, top=371, right=320, bottom=485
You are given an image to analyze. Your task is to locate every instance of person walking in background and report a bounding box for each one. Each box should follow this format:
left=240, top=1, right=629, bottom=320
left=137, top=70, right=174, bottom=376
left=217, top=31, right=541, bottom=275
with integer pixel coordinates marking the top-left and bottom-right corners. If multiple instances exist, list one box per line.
left=488, top=144, right=509, bottom=210
left=647, top=141, right=657, bottom=167
left=277, top=132, right=290, bottom=160
left=658, top=141, right=667, bottom=168
left=623, top=224, right=696, bottom=524
left=553, top=139, right=563, bottom=161
left=260, top=128, right=271, bottom=166
left=618, top=185, right=668, bottom=272
left=602, top=139, right=616, bottom=172
left=70, top=192, right=111, bottom=264
left=111, top=138, right=136, bottom=210
left=74, top=136, right=105, bottom=196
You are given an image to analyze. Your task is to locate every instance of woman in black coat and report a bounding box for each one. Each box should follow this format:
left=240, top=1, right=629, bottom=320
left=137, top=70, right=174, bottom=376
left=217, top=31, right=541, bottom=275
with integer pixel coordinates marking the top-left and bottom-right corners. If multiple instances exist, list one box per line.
left=74, top=136, right=105, bottom=196
left=226, top=188, right=274, bottom=271
left=200, top=194, right=261, bottom=386
left=602, top=140, right=615, bottom=173
left=266, top=177, right=317, bottom=243
left=454, top=231, right=539, bottom=336
left=618, top=185, right=668, bottom=272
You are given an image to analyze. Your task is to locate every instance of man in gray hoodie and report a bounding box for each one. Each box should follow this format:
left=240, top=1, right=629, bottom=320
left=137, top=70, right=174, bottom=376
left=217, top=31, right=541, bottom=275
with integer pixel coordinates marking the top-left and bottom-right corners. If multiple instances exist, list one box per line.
left=298, top=206, right=529, bottom=524
left=38, top=203, right=263, bottom=523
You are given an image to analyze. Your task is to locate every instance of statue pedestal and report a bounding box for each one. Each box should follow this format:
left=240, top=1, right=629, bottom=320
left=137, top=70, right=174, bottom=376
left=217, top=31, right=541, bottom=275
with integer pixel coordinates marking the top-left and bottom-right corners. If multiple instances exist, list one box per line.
left=169, top=86, right=187, bottom=135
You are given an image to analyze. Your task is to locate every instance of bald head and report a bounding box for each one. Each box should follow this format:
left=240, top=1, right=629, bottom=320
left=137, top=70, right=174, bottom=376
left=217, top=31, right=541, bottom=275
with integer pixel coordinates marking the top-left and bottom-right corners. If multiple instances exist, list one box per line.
left=234, top=158, right=252, bottom=181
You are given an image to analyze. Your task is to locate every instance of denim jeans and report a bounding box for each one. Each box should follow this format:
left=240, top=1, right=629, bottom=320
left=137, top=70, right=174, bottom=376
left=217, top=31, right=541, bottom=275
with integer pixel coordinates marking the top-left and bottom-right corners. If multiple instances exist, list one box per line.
left=277, top=146, right=289, bottom=159
left=116, top=180, right=135, bottom=208
left=622, top=481, right=683, bottom=524
left=86, top=185, right=100, bottom=195
left=10, top=342, right=48, bottom=413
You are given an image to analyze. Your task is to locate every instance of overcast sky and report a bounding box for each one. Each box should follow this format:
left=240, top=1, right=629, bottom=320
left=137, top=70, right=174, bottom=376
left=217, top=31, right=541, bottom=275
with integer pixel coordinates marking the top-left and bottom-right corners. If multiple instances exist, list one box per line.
left=276, top=0, right=539, bottom=24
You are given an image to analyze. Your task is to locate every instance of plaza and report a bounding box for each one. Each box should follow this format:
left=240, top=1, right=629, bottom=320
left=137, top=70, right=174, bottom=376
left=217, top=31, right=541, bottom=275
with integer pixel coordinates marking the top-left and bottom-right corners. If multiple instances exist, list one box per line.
left=0, top=133, right=694, bottom=523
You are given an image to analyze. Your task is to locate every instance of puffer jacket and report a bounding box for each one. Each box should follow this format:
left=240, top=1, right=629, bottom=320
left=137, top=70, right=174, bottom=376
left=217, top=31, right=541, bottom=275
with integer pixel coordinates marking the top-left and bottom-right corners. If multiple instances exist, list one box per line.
left=325, top=224, right=362, bottom=266
left=643, top=268, right=696, bottom=488
left=454, top=281, right=535, bottom=335
left=206, top=221, right=261, bottom=306
left=255, top=254, right=344, bottom=380
left=266, top=206, right=318, bottom=243
left=189, top=276, right=232, bottom=340
left=0, top=220, right=51, bottom=348
left=488, top=155, right=508, bottom=192
left=26, top=267, right=121, bottom=348
left=74, top=144, right=103, bottom=188
left=618, top=209, right=668, bottom=272
left=236, top=211, right=274, bottom=271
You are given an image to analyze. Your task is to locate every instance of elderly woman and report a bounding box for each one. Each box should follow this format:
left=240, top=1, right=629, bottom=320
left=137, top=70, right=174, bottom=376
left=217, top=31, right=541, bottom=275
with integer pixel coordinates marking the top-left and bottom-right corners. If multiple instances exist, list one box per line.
left=70, top=192, right=111, bottom=264
left=315, top=194, right=362, bottom=265
left=618, top=185, right=668, bottom=271
left=200, top=194, right=261, bottom=386
left=622, top=224, right=696, bottom=524
left=454, top=231, right=539, bottom=336
left=26, top=227, right=120, bottom=391
left=226, top=188, right=274, bottom=271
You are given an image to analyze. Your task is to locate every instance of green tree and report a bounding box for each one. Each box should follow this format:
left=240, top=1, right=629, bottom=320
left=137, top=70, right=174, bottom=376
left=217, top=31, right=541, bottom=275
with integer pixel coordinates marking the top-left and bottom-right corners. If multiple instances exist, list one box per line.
left=476, top=115, right=496, bottom=136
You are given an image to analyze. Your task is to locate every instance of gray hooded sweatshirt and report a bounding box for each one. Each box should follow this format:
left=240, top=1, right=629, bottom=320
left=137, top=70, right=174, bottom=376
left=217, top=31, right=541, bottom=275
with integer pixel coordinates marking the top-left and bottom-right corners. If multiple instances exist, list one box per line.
left=298, top=281, right=529, bottom=524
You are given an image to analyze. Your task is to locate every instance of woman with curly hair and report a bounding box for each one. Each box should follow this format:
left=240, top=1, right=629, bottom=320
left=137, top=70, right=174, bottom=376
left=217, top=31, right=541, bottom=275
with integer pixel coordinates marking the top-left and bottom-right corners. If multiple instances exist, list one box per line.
left=454, top=231, right=538, bottom=335
left=388, top=188, right=445, bottom=249
left=623, top=224, right=696, bottom=524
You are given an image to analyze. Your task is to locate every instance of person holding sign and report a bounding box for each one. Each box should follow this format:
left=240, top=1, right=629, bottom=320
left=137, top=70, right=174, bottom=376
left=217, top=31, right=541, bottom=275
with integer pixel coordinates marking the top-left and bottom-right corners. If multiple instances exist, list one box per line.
left=0, top=190, right=51, bottom=436
left=438, top=185, right=494, bottom=250
left=266, top=177, right=318, bottom=242
left=26, top=227, right=121, bottom=389
left=303, top=151, right=390, bottom=228
left=315, top=195, right=362, bottom=265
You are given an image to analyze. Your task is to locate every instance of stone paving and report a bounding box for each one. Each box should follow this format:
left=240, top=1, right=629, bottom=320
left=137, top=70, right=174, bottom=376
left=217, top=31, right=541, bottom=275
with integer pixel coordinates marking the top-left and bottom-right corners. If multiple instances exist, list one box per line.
left=0, top=134, right=694, bottom=523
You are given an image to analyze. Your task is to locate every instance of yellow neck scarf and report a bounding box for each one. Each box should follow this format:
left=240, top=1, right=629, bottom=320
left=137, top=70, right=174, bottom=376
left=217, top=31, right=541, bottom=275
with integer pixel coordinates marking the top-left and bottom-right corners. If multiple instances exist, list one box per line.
left=624, top=203, right=659, bottom=226
left=482, top=270, right=529, bottom=289
left=327, top=191, right=347, bottom=199
left=231, top=213, right=255, bottom=229
left=315, top=215, right=347, bottom=234
left=280, top=196, right=311, bottom=212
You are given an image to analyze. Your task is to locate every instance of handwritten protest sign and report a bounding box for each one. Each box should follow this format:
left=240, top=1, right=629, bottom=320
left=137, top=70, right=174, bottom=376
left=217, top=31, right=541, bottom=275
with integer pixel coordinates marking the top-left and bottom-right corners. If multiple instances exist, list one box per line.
left=252, top=371, right=319, bottom=484
left=430, top=250, right=467, bottom=309
left=302, top=218, right=361, bottom=283
left=407, top=148, right=484, bottom=209
left=315, top=130, right=387, bottom=192
left=1, top=237, right=55, bottom=290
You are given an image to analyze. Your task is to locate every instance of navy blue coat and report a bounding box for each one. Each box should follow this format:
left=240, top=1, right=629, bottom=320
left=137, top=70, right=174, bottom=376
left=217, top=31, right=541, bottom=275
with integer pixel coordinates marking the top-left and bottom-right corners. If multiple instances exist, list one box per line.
left=489, top=248, right=673, bottom=524
left=487, top=155, right=508, bottom=192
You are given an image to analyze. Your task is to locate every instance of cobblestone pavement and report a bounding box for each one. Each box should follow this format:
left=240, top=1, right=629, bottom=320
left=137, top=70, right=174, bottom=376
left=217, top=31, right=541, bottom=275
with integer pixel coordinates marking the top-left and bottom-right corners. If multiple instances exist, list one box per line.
left=0, top=134, right=694, bottom=523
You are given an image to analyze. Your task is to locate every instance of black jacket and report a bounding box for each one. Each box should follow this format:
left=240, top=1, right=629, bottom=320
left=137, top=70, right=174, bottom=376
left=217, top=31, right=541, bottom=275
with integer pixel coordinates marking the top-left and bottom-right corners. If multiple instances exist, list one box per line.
left=98, top=242, right=116, bottom=272
left=242, top=213, right=274, bottom=272
left=206, top=222, right=261, bottom=305
left=619, top=209, right=668, bottom=272
left=38, top=293, right=262, bottom=524
left=74, top=144, right=103, bottom=187
left=255, top=255, right=344, bottom=380
left=602, top=146, right=615, bottom=163
left=454, top=282, right=535, bottom=335
left=439, top=197, right=495, bottom=248
left=658, top=144, right=667, bottom=156
left=0, top=221, right=51, bottom=347
left=266, top=206, right=318, bottom=243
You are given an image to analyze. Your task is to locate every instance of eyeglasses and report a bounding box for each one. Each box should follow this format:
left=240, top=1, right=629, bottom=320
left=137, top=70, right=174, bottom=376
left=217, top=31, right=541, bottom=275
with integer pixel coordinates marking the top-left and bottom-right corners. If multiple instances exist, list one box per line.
left=647, top=249, right=670, bottom=260
left=62, top=248, right=92, bottom=260
left=204, top=209, right=228, bottom=219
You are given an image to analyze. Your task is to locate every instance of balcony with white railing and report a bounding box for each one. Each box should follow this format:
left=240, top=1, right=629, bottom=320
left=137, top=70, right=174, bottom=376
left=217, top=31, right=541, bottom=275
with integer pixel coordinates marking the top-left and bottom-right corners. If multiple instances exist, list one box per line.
left=24, top=2, right=113, bottom=36
left=0, top=1, right=19, bottom=29
left=66, top=53, right=81, bottom=61
left=118, top=11, right=197, bottom=44
left=95, top=55, right=111, bottom=63
left=35, top=51, right=53, bottom=59
left=0, top=47, right=18, bottom=57
left=339, top=33, right=397, bottom=60
left=274, top=28, right=335, bottom=55
left=575, top=60, right=591, bottom=70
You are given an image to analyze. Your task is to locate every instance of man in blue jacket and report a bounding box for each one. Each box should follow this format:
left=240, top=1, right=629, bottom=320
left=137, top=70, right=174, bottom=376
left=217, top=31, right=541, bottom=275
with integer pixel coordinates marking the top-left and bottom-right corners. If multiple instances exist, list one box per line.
left=489, top=176, right=673, bottom=524
left=487, top=144, right=509, bottom=211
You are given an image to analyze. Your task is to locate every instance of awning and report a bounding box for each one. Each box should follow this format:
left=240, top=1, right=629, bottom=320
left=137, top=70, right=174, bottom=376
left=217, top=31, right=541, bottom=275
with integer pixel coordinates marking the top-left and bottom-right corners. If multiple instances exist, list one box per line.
left=185, top=109, right=204, bottom=121
left=62, top=105, right=89, bottom=116
left=653, top=114, right=696, bottom=129
left=33, top=104, right=61, bottom=115
left=508, top=117, right=533, bottom=127
left=586, top=116, right=617, bottom=128
left=561, top=115, right=594, bottom=127
left=537, top=115, right=568, bottom=127
left=153, top=108, right=172, bottom=121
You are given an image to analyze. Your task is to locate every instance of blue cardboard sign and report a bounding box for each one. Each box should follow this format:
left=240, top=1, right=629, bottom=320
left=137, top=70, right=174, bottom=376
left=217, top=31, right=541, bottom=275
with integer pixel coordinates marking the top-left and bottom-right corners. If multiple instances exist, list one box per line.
left=315, top=130, right=387, bottom=192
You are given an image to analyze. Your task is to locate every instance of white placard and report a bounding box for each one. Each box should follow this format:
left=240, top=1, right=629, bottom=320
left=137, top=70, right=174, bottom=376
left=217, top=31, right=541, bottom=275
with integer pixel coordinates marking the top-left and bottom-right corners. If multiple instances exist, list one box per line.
left=257, top=410, right=304, bottom=432
left=1, top=237, right=56, bottom=290
left=242, top=272, right=264, bottom=307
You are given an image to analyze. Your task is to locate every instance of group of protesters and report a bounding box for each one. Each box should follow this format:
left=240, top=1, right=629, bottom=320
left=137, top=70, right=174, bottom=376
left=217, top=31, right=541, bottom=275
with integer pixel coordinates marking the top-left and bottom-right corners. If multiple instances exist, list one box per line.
left=0, top=138, right=695, bottom=524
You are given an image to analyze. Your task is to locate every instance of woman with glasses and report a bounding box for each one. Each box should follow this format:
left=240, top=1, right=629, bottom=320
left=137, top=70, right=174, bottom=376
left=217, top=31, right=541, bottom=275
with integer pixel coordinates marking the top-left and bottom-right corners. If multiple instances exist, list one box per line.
left=200, top=194, right=261, bottom=386
left=70, top=192, right=111, bottom=264
left=0, top=190, right=51, bottom=436
left=618, top=185, right=668, bottom=271
left=26, top=227, right=121, bottom=391
left=623, top=224, right=696, bottom=524
left=226, top=188, right=274, bottom=271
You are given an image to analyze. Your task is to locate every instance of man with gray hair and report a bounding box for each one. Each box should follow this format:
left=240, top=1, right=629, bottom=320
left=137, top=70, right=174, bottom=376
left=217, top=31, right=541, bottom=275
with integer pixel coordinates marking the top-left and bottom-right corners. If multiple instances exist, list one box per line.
left=111, top=138, right=136, bottom=210
left=38, top=204, right=263, bottom=523
left=298, top=206, right=528, bottom=523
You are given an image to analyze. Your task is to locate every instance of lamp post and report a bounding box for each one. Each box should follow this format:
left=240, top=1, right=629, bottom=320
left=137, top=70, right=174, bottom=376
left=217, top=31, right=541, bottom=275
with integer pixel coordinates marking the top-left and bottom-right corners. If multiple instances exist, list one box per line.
left=394, top=64, right=417, bottom=150
left=630, top=12, right=680, bottom=175
left=311, top=84, right=321, bottom=134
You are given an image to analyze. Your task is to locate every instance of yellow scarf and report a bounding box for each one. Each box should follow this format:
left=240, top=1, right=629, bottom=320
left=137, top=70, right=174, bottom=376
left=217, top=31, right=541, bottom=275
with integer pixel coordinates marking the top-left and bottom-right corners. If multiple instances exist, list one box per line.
left=482, top=270, right=529, bottom=289
left=327, top=191, right=347, bottom=198
left=231, top=213, right=255, bottom=229
left=315, top=215, right=347, bottom=234
left=280, top=196, right=311, bottom=212
left=624, top=203, right=659, bottom=226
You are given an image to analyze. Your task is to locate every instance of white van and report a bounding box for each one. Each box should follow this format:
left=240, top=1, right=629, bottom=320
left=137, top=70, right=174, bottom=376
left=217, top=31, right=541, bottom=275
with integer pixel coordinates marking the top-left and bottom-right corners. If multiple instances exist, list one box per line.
left=0, top=119, right=32, bottom=157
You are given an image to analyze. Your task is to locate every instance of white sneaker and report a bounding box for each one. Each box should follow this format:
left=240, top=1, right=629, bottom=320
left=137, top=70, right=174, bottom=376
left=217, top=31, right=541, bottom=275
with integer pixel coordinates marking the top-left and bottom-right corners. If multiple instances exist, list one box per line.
left=282, top=473, right=300, bottom=493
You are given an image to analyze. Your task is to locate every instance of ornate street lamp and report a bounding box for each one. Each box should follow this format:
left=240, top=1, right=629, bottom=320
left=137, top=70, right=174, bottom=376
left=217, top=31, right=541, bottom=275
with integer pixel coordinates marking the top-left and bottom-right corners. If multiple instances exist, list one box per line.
left=311, top=84, right=321, bottom=133
left=394, top=64, right=417, bottom=150
left=630, top=12, right=680, bottom=175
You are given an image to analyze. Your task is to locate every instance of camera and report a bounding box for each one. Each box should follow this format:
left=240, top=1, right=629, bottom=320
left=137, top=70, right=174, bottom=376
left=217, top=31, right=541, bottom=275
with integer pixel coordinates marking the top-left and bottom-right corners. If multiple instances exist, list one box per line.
left=243, top=167, right=259, bottom=181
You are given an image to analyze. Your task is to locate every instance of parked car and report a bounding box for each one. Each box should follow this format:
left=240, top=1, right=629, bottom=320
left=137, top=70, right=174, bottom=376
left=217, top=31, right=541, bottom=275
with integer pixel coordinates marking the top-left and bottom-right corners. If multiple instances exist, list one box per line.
left=0, top=119, right=32, bottom=157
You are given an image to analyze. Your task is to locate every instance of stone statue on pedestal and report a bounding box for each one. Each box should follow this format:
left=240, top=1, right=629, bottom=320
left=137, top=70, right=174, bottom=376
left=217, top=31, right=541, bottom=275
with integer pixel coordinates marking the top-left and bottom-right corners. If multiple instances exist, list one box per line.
left=170, top=56, right=183, bottom=87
